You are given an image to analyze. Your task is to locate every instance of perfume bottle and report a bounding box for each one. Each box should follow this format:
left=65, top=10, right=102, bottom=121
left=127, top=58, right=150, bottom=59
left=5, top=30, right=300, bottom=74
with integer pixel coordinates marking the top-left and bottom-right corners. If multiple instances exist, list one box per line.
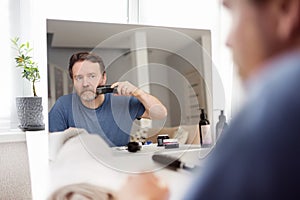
left=199, top=108, right=211, bottom=148
left=216, top=110, right=228, bottom=140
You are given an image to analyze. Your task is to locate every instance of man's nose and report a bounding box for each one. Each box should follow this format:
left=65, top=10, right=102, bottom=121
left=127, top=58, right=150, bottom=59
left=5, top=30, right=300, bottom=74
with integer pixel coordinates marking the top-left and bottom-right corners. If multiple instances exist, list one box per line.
left=82, top=77, right=90, bottom=86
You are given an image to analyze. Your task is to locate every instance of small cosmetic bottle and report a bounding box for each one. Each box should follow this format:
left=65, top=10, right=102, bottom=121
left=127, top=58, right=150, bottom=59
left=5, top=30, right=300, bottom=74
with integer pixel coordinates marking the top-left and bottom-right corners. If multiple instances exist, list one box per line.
left=216, top=110, right=228, bottom=140
left=199, top=109, right=211, bottom=148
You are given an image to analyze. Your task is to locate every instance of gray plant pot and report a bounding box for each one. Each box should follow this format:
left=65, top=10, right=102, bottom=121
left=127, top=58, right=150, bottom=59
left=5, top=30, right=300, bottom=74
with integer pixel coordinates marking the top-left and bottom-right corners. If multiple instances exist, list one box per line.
left=16, top=97, right=45, bottom=131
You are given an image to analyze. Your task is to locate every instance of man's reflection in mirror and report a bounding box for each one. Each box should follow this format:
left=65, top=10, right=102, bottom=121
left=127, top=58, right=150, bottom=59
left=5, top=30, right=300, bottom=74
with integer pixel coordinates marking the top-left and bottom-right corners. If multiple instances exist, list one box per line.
left=48, top=51, right=167, bottom=146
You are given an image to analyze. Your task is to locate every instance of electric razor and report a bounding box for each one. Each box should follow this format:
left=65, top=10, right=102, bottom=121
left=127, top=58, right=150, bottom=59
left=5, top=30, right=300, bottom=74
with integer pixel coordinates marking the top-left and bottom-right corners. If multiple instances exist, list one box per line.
left=96, top=85, right=118, bottom=95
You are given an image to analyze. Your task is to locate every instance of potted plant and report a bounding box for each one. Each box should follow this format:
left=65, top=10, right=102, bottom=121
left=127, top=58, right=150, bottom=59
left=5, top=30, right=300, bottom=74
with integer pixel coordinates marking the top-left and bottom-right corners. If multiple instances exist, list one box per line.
left=11, top=37, right=45, bottom=131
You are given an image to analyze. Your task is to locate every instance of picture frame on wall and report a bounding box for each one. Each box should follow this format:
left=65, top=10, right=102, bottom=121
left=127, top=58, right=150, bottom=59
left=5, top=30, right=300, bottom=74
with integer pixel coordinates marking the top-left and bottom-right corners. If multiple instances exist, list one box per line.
left=48, top=64, right=73, bottom=110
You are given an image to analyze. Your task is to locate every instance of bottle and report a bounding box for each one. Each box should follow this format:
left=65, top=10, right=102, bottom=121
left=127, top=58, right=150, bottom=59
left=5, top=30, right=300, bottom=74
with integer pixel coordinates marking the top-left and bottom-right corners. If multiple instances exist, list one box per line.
left=199, top=108, right=211, bottom=148
left=216, top=110, right=228, bottom=141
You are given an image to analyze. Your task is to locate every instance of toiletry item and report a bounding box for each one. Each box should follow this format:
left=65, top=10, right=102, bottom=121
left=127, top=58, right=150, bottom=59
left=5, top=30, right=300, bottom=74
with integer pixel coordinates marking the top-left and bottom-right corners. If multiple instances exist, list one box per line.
left=163, top=139, right=179, bottom=149
left=199, top=108, right=211, bottom=148
left=216, top=110, right=228, bottom=140
left=126, top=141, right=141, bottom=152
left=157, top=134, right=169, bottom=146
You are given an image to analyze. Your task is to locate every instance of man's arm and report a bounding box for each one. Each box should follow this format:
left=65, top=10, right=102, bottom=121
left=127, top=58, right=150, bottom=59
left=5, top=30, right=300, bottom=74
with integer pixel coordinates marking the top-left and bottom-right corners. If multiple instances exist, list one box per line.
left=111, top=81, right=167, bottom=120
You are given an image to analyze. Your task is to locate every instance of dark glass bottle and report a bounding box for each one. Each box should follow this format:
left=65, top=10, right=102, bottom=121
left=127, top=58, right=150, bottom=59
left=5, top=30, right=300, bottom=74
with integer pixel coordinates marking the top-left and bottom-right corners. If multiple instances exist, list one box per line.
left=216, top=110, right=228, bottom=141
left=199, top=108, right=211, bottom=148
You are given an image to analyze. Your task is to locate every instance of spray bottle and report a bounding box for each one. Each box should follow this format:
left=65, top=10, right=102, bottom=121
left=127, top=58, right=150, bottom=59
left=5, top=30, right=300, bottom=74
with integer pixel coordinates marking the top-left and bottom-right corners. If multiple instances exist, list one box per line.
left=216, top=110, right=228, bottom=141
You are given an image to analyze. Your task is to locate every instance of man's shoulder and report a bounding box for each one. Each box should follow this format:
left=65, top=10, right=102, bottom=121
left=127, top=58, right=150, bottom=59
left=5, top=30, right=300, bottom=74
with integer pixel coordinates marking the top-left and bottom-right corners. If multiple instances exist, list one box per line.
left=57, top=93, right=74, bottom=102
left=250, top=51, right=300, bottom=99
left=54, top=94, right=74, bottom=109
left=49, top=94, right=74, bottom=115
left=269, top=53, right=300, bottom=91
left=239, top=51, right=300, bottom=131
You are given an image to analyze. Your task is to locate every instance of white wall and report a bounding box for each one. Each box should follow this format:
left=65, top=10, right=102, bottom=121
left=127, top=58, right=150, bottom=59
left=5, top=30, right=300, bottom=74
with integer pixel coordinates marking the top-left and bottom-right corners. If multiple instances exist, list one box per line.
left=0, top=0, right=17, bottom=130
left=46, top=0, right=128, bottom=23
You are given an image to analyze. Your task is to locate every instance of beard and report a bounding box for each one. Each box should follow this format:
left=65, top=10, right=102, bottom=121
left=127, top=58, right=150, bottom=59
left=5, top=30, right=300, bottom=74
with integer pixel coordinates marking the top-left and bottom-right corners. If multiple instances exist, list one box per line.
left=79, top=90, right=96, bottom=102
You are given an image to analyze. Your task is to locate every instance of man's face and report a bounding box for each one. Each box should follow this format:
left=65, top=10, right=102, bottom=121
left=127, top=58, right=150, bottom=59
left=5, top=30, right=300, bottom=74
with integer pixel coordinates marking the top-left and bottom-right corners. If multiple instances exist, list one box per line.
left=224, top=0, right=281, bottom=82
left=72, top=60, right=106, bottom=102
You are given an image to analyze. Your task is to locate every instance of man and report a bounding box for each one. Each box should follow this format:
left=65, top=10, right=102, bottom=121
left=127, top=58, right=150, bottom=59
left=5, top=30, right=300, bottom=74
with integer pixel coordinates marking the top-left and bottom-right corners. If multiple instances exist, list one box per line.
left=49, top=52, right=167, bottom=147
left=117, top=0, right=300, bottom=199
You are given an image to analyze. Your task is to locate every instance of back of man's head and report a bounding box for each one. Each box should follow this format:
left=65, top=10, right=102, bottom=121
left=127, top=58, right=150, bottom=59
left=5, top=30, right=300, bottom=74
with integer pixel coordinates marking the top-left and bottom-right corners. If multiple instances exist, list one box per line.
left=223, top=0, right=300, bottom=82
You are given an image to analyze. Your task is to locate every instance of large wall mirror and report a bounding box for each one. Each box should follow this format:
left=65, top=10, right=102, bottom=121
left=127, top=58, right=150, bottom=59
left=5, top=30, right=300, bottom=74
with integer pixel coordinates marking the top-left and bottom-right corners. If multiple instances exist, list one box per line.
left=47, top=19, right=212, bottom=136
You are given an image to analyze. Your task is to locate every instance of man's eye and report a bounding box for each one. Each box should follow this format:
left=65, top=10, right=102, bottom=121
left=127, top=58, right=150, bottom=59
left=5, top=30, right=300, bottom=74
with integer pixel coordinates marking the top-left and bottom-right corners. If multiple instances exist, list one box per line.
left=75, top=76, right=83, bottom=81
left=89, top=75, right=96, bottom=79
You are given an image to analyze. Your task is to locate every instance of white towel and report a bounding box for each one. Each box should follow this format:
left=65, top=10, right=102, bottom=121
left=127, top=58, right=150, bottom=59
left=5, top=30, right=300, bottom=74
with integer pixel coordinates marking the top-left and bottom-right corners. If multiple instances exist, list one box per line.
left=48, top=182, right=116, bottom=200
left=48, top=128, right=87, bottom=162
left=47, top=129, right=126, bottom=198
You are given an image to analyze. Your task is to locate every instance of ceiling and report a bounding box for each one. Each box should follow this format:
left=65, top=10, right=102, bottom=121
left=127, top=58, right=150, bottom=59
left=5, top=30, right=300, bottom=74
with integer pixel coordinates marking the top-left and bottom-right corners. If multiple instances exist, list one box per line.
left=47, top=19, right=211, bottom=51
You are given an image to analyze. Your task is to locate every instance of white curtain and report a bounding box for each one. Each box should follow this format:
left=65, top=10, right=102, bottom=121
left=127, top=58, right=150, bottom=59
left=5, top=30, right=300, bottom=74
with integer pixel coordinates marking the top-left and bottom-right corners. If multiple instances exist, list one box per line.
left=0, top=0, right=22, bottom=130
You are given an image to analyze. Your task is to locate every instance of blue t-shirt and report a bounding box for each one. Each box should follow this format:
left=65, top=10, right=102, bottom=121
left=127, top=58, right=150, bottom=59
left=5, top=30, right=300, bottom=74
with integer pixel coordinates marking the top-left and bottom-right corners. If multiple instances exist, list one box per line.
left=49, top=93, right=145, bottom=146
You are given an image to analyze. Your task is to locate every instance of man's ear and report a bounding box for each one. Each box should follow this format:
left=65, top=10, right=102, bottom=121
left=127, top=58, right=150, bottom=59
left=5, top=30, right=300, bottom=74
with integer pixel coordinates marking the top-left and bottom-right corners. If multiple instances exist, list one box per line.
left=100, top=71, right=107, bottom=85
left=276, top=0, right=300, bottom=41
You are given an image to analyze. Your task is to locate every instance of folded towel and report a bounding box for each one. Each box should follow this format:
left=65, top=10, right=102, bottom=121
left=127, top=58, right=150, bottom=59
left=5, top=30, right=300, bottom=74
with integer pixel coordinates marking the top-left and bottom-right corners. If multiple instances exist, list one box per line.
left=48, top=128, right=87, bottom=162
left=48, top=183, right=116, bottom=200
left=47, top=132, right=124, bottom=199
